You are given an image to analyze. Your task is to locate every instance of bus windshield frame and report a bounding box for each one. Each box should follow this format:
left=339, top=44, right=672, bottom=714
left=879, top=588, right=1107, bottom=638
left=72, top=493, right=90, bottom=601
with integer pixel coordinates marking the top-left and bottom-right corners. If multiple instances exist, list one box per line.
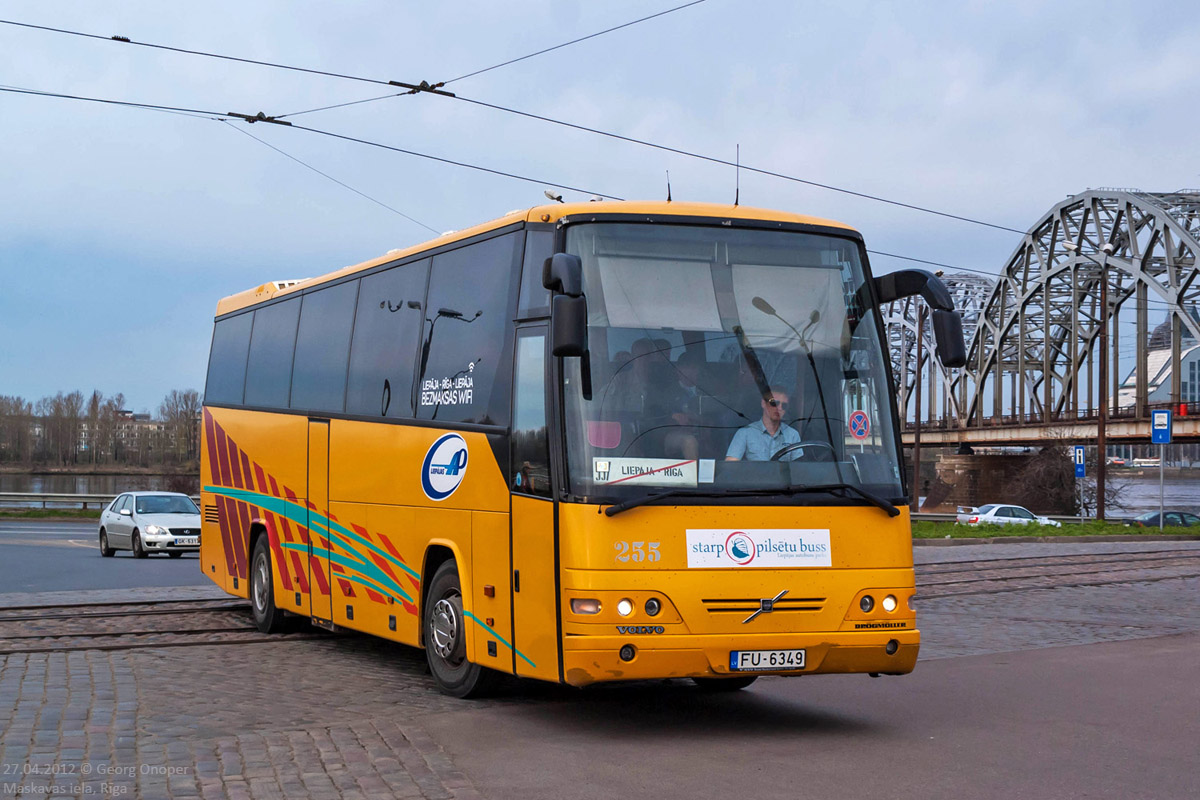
left=557, top=219, right=906, bottom=507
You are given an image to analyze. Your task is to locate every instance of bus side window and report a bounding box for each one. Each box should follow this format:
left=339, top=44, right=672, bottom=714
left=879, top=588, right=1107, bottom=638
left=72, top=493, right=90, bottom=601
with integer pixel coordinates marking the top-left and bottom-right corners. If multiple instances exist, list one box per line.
left=417, top=232, right=521, bottom=426
left=517, top=229, right=554, bottom=319
left=290, top=280, right=358, bottom=413
left=205, top=312, right=253, bottom=406
left=244, top=297, right=301, bottom=409
left=511, top=331, right=550, bottom=498
left=346, top=258, right=430, bottom=419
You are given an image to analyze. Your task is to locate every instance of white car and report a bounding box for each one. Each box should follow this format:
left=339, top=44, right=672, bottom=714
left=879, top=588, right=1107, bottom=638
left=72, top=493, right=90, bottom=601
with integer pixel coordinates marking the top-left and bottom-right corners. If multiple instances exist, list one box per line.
left=98, top=491, right=202, bottom=558
left=955, top=504, right=1062, bottom=528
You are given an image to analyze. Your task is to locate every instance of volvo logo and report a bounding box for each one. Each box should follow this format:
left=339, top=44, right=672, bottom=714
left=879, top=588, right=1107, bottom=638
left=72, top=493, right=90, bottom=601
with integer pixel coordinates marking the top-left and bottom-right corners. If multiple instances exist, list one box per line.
left=743, top=589, right=788, bottom=624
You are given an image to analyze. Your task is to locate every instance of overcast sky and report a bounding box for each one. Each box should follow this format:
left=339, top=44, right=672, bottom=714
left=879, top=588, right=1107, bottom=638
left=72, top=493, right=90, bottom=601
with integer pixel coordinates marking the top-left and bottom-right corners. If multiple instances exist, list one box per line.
left=2, top=0, right=1197, bottom=413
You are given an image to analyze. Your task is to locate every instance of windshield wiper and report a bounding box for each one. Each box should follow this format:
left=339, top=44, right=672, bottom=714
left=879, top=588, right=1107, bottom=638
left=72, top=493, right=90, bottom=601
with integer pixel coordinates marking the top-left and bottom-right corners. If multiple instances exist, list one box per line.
left=779, top=483, right=900, bottom=517
left=604, top=483, right=900, bottom=518
left=604, top=488, right=756, bottom=517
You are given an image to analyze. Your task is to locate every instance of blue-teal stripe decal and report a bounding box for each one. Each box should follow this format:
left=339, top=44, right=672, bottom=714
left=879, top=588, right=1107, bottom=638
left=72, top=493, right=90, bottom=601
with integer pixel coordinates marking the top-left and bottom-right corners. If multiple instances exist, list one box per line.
left=464, top=610, right=536, bottom=668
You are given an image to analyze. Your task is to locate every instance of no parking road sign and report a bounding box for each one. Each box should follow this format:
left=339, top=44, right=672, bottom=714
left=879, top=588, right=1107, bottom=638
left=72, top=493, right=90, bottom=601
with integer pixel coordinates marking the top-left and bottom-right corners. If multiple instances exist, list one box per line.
left=848, top=410, right=871, bottom=440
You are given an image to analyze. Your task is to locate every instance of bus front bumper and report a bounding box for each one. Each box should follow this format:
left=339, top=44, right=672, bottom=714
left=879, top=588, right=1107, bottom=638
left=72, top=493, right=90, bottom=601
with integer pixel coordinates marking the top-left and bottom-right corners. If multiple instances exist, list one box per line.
left=561, top=629, right=919, bottom=687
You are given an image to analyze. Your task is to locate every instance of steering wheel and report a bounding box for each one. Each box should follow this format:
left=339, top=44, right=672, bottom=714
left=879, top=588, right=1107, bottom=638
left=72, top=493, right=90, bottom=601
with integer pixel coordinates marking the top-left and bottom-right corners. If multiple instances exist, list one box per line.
left=770, top=440, right=836, bottom=462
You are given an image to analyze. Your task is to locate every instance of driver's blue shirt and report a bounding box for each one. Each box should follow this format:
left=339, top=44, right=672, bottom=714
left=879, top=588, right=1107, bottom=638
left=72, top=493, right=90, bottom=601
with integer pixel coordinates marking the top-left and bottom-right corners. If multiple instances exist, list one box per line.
left=725, top=420, right=802, bottom=461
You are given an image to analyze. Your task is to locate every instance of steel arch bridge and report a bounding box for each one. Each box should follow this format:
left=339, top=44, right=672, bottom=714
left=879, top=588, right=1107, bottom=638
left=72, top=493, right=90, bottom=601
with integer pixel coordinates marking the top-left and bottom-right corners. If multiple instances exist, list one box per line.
left=884, top=189, right=1200, bottom=442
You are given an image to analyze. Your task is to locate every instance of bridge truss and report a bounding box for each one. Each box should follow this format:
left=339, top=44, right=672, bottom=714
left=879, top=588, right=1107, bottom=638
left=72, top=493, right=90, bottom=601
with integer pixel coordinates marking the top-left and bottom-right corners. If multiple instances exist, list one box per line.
left=884, top=189, right=1200, bottom=433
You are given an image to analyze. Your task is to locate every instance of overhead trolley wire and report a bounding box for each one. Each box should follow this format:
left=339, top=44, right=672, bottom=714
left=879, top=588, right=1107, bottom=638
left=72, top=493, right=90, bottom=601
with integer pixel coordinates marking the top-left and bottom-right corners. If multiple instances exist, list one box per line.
left=0, top=13, right=1026, bottom=236
left=3, top=83, right=1192, bottom=310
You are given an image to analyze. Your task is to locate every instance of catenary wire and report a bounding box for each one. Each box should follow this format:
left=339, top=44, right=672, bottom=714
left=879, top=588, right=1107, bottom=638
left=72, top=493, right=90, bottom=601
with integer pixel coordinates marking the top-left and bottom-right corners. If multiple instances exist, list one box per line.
left=0, top=14, right=1026, bottom=235
left=218, top=121, right=441, bottom=234
left=1, top=82, right=1195, bottom=312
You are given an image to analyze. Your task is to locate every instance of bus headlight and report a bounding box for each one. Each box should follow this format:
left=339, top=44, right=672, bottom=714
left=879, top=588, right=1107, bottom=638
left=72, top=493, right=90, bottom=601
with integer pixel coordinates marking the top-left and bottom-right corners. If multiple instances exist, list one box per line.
left=617, top=599, right=634, bottom=617
left=644, top=598, right=661, bottom=616
left=571, top=598, right=601, bottom=615
left=882, top=595, right=898, bottom=613
left=860, top=595, right=875, bottom=613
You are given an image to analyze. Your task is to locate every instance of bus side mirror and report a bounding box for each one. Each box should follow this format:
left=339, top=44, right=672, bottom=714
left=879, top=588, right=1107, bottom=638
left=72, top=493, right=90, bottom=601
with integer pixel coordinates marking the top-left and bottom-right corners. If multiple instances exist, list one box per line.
left=872, top=268, right=966, bottom=368
left=932, top=309, right=966, bottom=368
left=544, top=253, right=588, bottom=356
left=552, top=295, right=588, bottom=357
left=543, top=253, right=583, bottom=297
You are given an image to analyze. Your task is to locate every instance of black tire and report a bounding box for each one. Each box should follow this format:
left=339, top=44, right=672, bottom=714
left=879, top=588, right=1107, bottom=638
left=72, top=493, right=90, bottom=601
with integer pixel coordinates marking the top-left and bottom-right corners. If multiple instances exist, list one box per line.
left=99, top=529, right=115, bottom=557
left=424, top=560, right=496, bottom=698
left=250, top=536, right=288, bottom=633
left=692, top=675, right=758, bottom=692
left=132, top=530, right=148, bottom=559
left=168, top=551, right=184, bottom=559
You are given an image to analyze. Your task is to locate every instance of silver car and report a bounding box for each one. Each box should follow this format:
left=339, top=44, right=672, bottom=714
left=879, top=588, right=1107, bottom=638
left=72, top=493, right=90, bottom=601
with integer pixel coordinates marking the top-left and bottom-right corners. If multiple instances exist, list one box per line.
left=955, top=503, right=1063, bottom=527
left=98, top=491, right=202, bottom=558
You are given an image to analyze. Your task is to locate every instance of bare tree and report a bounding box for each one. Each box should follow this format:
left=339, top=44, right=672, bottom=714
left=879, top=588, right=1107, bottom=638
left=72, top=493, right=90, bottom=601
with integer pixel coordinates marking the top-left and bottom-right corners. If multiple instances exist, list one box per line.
left=0, top=395, right=34, bottom=464
left=159, top=389, right=202, bottom=462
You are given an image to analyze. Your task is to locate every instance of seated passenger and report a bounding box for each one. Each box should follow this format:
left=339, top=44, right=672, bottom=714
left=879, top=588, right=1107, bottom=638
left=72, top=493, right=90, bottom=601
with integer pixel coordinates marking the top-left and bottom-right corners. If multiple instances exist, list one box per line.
left=724, top=386, right=802, bottom=461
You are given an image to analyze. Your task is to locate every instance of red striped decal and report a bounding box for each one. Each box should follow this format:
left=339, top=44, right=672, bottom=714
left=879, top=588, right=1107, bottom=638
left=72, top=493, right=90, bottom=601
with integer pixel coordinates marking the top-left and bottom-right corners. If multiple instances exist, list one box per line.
left=225, top=433, right=244, bottom=489
left=264, top=514, right=293, bottom=591
left=366, top=588, right=385, bottom=604
left=309, top=554, right=331, bottom=595
left=336, top=578, right=355, bottom=597
left=378, top=534, right=421, bottom=590
left=215, top=496, right=237, bottom=578
left=253, top=462, right=269, bottom=495
left=213, top=422, right=233, bottom=487
left=203, top=411, right=222, bottom=487
left=240, top=452, right=254, bottom=495
left=289, top=551, right=310, bottom=593
left=232, top=500, right=251, bottom=579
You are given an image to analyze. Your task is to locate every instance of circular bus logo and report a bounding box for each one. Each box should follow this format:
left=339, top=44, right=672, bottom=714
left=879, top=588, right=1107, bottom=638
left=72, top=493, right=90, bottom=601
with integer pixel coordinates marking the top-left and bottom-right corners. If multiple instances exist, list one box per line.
left=725, top=531, right=756, bottom=566
left=422, top=433, right=469, bottom=501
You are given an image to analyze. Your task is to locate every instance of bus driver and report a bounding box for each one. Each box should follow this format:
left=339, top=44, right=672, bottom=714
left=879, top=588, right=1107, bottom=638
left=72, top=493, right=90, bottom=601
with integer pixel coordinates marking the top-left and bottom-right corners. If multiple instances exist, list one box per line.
left=724, top=386, right=803, bottom=461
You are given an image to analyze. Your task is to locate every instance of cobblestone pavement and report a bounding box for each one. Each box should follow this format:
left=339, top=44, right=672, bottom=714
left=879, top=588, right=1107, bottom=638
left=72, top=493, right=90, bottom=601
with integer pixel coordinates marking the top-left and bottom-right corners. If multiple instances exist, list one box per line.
left=2, top=541, right=1199, bottom=798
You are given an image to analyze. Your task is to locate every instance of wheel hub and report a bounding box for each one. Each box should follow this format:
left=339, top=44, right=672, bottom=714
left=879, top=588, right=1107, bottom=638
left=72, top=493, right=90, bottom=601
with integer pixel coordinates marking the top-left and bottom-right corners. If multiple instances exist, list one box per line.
left=253, top=555, right=269, bottom=612
left=431, top=597, right=462, bottom=661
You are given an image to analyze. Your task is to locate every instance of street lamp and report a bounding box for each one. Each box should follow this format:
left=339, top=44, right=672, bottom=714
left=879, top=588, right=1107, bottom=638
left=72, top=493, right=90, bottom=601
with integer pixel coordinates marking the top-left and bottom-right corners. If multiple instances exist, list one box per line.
left=1063, top=240, right=1114, bottom=520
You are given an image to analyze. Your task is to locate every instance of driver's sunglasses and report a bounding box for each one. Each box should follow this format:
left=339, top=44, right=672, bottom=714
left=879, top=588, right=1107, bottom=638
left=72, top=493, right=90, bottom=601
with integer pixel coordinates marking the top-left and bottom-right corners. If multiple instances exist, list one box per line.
left=767, top=399, right=789, bottom=409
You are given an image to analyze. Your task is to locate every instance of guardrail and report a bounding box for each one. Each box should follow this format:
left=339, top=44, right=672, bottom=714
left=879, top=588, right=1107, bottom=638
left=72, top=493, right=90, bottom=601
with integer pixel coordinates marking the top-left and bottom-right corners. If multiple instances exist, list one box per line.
left=0, top=493, right=202, bottom=510
left=0, top=493, right=116, bottom=510
left=913, top=512, right=1105, bottom=524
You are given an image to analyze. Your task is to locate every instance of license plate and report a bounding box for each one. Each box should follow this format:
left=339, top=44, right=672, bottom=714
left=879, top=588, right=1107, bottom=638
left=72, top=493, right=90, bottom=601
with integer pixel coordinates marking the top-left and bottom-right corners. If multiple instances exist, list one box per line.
left=729, top=649, right=806, bottom=671
left=174, top=537, right=199, bottom=546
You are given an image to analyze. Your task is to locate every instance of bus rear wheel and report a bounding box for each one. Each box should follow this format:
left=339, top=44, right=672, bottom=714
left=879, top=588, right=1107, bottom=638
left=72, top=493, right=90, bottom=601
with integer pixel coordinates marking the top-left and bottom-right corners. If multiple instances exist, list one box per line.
left=250, top=536, right=288, bottom=633
left=692, top=676, right=758, bottom=692
left=424, top=560, right=496, bottom=698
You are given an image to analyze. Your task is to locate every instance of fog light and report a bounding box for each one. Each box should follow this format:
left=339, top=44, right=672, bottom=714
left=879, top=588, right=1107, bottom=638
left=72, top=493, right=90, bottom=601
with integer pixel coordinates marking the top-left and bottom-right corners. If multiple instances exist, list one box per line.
left=619, top=644, right=637, bottom=662
left=885, top=639, right=899, bottom=655
left=860, top=595, right=875, bottom=613
left=617, top=598, right=634, bottom=617
left=571, top=598, right=601, bottom=615
left=644, top=597, right=661, bottom=616
left=882, top=595, right=897, bottom=613
left=908, top=594, right=915, bottom=611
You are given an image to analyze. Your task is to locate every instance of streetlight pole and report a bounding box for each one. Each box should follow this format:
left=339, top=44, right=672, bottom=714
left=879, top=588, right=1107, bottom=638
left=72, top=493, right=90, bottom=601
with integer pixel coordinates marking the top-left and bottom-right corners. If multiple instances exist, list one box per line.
left=1065, top=240, right=1114, bottom=520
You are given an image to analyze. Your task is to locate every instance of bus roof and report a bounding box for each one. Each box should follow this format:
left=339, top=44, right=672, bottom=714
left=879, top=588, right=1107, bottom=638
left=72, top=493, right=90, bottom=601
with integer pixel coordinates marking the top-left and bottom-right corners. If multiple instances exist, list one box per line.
left=214, top=200, right=858, bottom=317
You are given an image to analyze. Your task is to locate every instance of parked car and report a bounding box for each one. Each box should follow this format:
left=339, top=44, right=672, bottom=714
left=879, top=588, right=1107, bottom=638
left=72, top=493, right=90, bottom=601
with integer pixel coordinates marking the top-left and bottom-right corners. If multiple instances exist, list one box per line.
left=1125, top=511, right=1200, bottom=528
left=98, top=492, right=202, bottom=558
left=1107, top=457, right=1127, bottom=467
left=955, top=504, right=1063, bottom=527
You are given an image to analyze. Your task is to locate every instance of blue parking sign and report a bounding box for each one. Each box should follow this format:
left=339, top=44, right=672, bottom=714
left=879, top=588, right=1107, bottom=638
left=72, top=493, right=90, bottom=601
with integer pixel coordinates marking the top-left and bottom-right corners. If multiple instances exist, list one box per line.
left=1151, top=409, right=1172, bottom=444
left=1073, top=445, right=1086, bottom=478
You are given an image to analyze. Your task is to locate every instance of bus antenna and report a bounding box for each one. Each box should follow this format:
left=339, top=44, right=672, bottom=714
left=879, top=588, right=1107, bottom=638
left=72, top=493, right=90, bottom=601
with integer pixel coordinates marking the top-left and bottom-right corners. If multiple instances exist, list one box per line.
left=734, top=144, right=740, bottom=206
left=666, top=171, right=672, bottom=202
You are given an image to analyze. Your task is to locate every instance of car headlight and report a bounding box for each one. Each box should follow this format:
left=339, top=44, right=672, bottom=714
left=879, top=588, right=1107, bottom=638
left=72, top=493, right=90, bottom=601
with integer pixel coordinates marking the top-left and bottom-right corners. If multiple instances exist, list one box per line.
left=145, top=525, right=167, bottom=536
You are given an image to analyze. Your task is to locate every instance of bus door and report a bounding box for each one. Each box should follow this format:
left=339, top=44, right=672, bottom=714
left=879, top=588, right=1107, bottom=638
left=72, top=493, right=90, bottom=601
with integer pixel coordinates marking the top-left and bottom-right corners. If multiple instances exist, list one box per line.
left=509, top=328, right=560, bottom=681
left=307, top=419, right=333, bottom=624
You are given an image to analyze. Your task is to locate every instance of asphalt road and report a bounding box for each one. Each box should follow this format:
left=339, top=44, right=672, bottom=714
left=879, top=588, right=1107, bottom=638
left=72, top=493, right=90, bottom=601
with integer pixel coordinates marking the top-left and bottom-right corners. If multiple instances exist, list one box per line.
left=0, top=519, right=211, bottom=593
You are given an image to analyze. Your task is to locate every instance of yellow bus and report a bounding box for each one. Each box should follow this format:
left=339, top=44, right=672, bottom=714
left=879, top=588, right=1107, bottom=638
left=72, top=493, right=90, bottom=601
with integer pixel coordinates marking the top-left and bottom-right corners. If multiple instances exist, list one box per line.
left=199, top=200, right=964, bottom=696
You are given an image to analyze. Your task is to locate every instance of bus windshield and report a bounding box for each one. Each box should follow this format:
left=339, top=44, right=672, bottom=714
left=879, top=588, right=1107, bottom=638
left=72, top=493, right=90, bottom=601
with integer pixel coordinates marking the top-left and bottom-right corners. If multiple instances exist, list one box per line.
left=561, top=222, right=904, bottom=504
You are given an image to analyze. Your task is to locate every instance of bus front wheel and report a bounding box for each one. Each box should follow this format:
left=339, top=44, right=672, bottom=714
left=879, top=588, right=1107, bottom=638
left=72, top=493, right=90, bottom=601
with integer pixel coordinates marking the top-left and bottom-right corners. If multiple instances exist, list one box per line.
left=424, top=560, right=496, bottom=698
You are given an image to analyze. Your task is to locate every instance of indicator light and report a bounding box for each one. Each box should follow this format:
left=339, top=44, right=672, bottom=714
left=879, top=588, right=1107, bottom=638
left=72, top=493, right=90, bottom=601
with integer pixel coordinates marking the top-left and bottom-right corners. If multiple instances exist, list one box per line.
left=860, top=595, right=875, bottom=613
left=617, top=599, right=634, bottom=617
left=571, top=598, right=601, bottom=615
